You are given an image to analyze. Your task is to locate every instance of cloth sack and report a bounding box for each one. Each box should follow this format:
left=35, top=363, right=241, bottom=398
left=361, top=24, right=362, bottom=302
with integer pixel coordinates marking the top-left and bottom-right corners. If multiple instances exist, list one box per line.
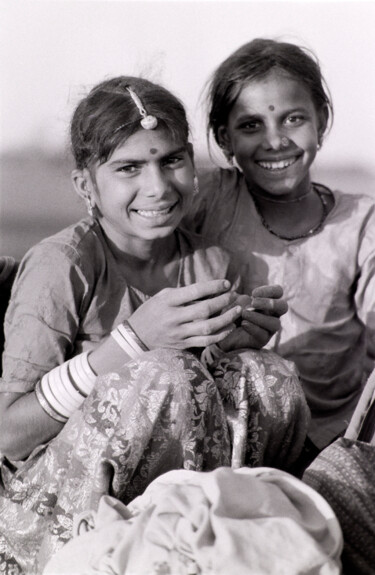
left=44, top=466, right=342, bottom=575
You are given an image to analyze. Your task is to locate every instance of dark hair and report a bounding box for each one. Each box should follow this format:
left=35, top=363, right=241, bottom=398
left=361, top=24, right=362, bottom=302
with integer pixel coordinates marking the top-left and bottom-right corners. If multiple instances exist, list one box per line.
left=71, top=76, right=190, bottom=169
left=207, top=38, right=333, bottom=149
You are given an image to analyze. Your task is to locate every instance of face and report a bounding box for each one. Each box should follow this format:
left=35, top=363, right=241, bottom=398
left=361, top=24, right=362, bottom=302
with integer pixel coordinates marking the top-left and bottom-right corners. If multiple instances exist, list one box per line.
left=219, top=69, right=326, bottom=197
left=79, top=128, right=195, bottom=250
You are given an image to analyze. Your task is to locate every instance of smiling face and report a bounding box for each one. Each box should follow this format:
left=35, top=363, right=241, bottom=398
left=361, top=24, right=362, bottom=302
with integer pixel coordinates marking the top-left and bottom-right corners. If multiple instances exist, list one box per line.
left=74, top=128, right=195, bottom=253
left=218, top=69, right=327, bottom=198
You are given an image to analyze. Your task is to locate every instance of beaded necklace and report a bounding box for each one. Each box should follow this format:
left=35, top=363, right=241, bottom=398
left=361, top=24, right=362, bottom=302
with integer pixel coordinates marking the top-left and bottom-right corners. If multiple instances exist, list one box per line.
left=251, top=185, right=329, bottom=241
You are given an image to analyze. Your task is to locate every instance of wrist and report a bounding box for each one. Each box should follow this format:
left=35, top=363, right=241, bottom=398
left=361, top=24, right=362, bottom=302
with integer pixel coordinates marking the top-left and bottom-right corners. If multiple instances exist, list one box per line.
left=110, top=320, right=149, bottom=360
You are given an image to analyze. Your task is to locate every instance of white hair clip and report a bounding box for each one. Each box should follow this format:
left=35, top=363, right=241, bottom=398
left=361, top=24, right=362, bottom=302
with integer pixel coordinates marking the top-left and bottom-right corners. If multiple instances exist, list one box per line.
left=126, top=87, right=158, bottom=130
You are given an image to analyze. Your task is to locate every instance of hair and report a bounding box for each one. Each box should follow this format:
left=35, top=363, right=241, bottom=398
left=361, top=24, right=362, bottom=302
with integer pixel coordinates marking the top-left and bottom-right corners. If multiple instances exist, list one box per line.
left=206, top=38, right=333, bottom=151
left=70, top=76, right=190, bottom=170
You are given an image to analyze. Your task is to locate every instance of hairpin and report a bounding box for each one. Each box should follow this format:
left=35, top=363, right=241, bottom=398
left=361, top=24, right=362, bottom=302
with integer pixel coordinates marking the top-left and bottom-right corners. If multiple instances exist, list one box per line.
left=126, top=87, right=158, bottom=130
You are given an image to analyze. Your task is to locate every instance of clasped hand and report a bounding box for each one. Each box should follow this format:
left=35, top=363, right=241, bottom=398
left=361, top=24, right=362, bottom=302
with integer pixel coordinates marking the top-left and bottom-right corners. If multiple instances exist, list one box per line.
left=128, top=281, right=287, bottom=352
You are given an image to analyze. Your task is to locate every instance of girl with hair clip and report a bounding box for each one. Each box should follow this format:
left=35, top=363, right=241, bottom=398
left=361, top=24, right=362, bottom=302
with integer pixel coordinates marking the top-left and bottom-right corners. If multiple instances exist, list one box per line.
left=0, top=76, right=309, bottom=573
left=184, top=37, right=375, bottom=466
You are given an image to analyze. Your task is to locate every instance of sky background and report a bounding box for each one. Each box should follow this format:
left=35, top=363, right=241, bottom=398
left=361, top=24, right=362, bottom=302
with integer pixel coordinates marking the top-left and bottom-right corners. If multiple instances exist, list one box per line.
left=1, top=0, right=375, bottom=258
left=2, top=0, right=375, bottom=165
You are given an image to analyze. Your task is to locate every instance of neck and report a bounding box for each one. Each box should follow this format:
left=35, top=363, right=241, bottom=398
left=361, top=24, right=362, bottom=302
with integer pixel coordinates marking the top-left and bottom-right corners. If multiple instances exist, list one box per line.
left=100, top=224, right=179, bottom=269
left=248, top=177, right=313, bottom=204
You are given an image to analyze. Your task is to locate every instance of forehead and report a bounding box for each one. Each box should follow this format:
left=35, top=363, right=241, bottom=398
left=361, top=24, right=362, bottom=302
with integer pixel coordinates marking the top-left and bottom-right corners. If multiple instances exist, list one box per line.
left=232, top=69, right=315, bottom=114
left=109, top=128, right=187, bottom=161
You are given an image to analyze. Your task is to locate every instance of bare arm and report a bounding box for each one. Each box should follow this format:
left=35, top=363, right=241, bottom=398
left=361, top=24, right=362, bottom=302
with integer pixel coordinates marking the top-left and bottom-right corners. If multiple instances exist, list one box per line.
left=0, top=280, right=241, bottom=461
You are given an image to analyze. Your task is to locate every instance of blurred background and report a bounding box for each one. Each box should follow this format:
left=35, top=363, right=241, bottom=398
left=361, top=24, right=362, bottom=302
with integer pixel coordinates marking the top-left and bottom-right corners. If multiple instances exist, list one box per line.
left=1, top=0, right=375, bottom=261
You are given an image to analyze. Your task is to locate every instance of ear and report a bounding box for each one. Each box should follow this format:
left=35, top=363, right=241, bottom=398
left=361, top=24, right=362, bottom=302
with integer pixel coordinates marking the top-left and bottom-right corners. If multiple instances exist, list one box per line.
left=71, top=168, right=94, bottom=202
left=217, top=126, right=232, bottom=157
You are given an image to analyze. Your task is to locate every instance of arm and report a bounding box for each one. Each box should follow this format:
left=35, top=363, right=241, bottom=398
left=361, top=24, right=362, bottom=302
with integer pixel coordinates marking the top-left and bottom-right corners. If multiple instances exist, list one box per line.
left=0, top=260, right=242, bottom=461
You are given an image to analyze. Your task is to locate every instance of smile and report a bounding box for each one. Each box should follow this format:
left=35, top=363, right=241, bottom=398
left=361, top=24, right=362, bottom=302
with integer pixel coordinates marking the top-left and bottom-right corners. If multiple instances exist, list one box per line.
left=134, top=203, right=177, bottom=218
left=256, top=157, right=299, bottom=171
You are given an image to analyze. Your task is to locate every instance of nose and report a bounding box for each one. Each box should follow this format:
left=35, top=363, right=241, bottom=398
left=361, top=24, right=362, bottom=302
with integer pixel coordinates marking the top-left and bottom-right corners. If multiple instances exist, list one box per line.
left=143, top=165, right=169, bottom=197
left=262, top=125, right=286, bottom=151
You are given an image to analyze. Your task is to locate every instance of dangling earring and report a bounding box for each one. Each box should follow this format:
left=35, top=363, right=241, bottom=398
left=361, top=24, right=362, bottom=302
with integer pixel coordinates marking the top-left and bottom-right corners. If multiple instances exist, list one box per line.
left=85, top=194, right=95, bottom=217
left=193, top=174, right=200, bottom=195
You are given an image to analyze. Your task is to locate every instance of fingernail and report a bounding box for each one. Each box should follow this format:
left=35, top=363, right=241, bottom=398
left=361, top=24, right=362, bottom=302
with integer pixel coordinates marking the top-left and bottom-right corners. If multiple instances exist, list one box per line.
left=245, top=297, right=255, bottom=311
left=223, top=280, right=231, bottom=289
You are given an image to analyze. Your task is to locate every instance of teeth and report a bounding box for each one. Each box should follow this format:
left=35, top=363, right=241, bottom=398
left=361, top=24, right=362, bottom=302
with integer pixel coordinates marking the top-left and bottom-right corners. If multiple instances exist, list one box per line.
left=136, top=206, right=172, bottom=217
left=257, top=158, right=297, bottom=171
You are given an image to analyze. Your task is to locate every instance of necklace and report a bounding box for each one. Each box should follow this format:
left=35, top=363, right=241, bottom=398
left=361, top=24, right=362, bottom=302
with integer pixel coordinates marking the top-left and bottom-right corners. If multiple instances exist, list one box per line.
left=250, top=188, right=312, bottom=204
left=251, top=185, right=329, bottom=241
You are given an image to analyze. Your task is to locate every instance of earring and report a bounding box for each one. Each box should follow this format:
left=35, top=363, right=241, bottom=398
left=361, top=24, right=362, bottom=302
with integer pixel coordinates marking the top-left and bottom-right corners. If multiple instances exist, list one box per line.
left=85, top=195, right=95, bottom=217
left=317, top=142, right=322, bottom=150
left=193, top=174, right=200, bottom=195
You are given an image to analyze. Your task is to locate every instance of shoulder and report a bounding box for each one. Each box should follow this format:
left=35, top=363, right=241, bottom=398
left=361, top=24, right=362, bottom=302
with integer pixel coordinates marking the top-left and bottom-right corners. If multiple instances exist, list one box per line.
left=327, top=187, right=375, bottom=224
left=36, top=217, right=105, bottom=262
left=19, top=218, right=106, bottom=275
left=13, top=218, right=109, bottom=302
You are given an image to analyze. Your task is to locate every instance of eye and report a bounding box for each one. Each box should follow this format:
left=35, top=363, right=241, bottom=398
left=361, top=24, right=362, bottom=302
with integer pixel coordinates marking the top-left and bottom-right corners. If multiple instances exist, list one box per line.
left=117, top=164, right=139, bottom=175
left=237, top=119, right=262, bottom=132
left=285, top=114, right=305, bottom=127
left=163, top=155, right=185, bottom=168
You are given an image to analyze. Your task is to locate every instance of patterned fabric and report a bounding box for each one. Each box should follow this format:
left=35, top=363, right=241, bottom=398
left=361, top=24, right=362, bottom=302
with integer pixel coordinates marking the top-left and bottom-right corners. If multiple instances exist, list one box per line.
left=184, top=167, right=375, bottom=449
left=0, top=347, right=309, bottom=574
left=304, top=437, right=375, bottom=575
left=1, top=220, right=241, bottom=395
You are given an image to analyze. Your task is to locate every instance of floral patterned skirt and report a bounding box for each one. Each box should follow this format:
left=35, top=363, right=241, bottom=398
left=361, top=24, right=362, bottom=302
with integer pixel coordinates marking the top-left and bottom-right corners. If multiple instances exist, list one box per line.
left=0, top=347, right=309, bottom=574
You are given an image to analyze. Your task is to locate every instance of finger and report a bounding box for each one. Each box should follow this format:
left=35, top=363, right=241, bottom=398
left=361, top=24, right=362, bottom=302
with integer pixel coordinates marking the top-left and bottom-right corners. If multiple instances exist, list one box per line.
left=252, top=284, right=284, bottom=299
left=240, top=322, right=273, bottom=348
left=162, top=280, right=231, bottom=306
left=249, top=297, right=288, bottom=317
left=241, top=310, right=281, bottom=333
left=182, top=305, right=242, bottom=339
left=182, top=327, right=237, bottom=349
left=179, top=292, right=239, bottom=322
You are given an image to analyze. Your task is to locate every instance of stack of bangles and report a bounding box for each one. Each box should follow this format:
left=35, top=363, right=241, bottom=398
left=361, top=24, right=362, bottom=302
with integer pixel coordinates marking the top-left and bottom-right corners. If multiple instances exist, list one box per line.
left=35, top=321, right=148, bottom=423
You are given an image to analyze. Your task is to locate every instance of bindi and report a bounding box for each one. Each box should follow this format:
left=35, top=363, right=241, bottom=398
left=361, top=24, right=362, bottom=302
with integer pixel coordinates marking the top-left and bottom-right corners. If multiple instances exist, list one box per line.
left=150, top=148, right=158, bottom=154
left=268, top=105, right=275, bottom=111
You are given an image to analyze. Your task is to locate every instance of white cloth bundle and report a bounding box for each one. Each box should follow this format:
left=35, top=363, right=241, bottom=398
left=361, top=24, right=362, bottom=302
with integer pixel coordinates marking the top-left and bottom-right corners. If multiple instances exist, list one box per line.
left=44, top=466, right=343, bottom=575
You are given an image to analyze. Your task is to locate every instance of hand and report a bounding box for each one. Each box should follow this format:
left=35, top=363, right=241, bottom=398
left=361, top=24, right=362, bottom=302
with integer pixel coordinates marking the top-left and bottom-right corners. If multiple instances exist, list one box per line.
left=128, top=280, right=242, bottom=350
left=218, top=284, right=287, bottom=352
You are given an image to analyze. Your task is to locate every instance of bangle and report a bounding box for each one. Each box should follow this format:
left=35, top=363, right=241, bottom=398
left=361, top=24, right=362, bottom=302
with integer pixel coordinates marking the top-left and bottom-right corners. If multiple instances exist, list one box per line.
left=35, top=380, right=68, bottom=423
left=35, top=352, right=97, bottom=422
left=111, top=320, right=148, bottom=359
left=122, top=321, right=148, bottom=351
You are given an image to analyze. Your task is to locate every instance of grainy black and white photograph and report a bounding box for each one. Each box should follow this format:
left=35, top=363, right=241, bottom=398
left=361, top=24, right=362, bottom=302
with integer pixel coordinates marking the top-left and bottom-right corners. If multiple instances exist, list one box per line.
left=1, top=1, right=375, bottom=573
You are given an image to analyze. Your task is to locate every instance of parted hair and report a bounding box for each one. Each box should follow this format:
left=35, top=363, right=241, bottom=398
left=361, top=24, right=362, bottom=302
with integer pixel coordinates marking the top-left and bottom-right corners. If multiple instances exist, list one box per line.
left=207, top=38, right=333, bottom=146
left=71, top=76, right=190, bottom=169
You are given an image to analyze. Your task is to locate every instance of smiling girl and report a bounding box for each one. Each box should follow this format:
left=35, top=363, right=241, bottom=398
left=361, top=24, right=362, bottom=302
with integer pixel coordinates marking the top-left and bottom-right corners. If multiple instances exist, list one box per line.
left=184, top=38, right=375, bottom=460
left=0, top=76, right=308, bottom=573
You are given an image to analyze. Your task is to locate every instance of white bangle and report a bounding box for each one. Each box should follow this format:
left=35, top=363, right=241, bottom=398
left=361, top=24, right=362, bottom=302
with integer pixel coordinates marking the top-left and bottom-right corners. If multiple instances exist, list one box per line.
left=35, top=380, right=68, bottom=423
left=111, top=320, right=148, bottom=360
left=36, top=352, right=97, bottom=421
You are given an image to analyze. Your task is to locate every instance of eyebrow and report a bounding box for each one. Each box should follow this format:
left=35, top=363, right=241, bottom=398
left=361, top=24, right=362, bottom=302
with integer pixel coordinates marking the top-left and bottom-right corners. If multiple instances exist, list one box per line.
left=108, top=145, right=187, bottom=166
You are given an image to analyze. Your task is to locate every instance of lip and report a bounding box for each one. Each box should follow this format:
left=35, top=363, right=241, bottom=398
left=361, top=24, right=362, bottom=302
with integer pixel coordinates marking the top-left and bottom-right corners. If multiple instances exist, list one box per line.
left=132, top=201, right=178, bottom=218
left=255, top=155, right=301, bottom=172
